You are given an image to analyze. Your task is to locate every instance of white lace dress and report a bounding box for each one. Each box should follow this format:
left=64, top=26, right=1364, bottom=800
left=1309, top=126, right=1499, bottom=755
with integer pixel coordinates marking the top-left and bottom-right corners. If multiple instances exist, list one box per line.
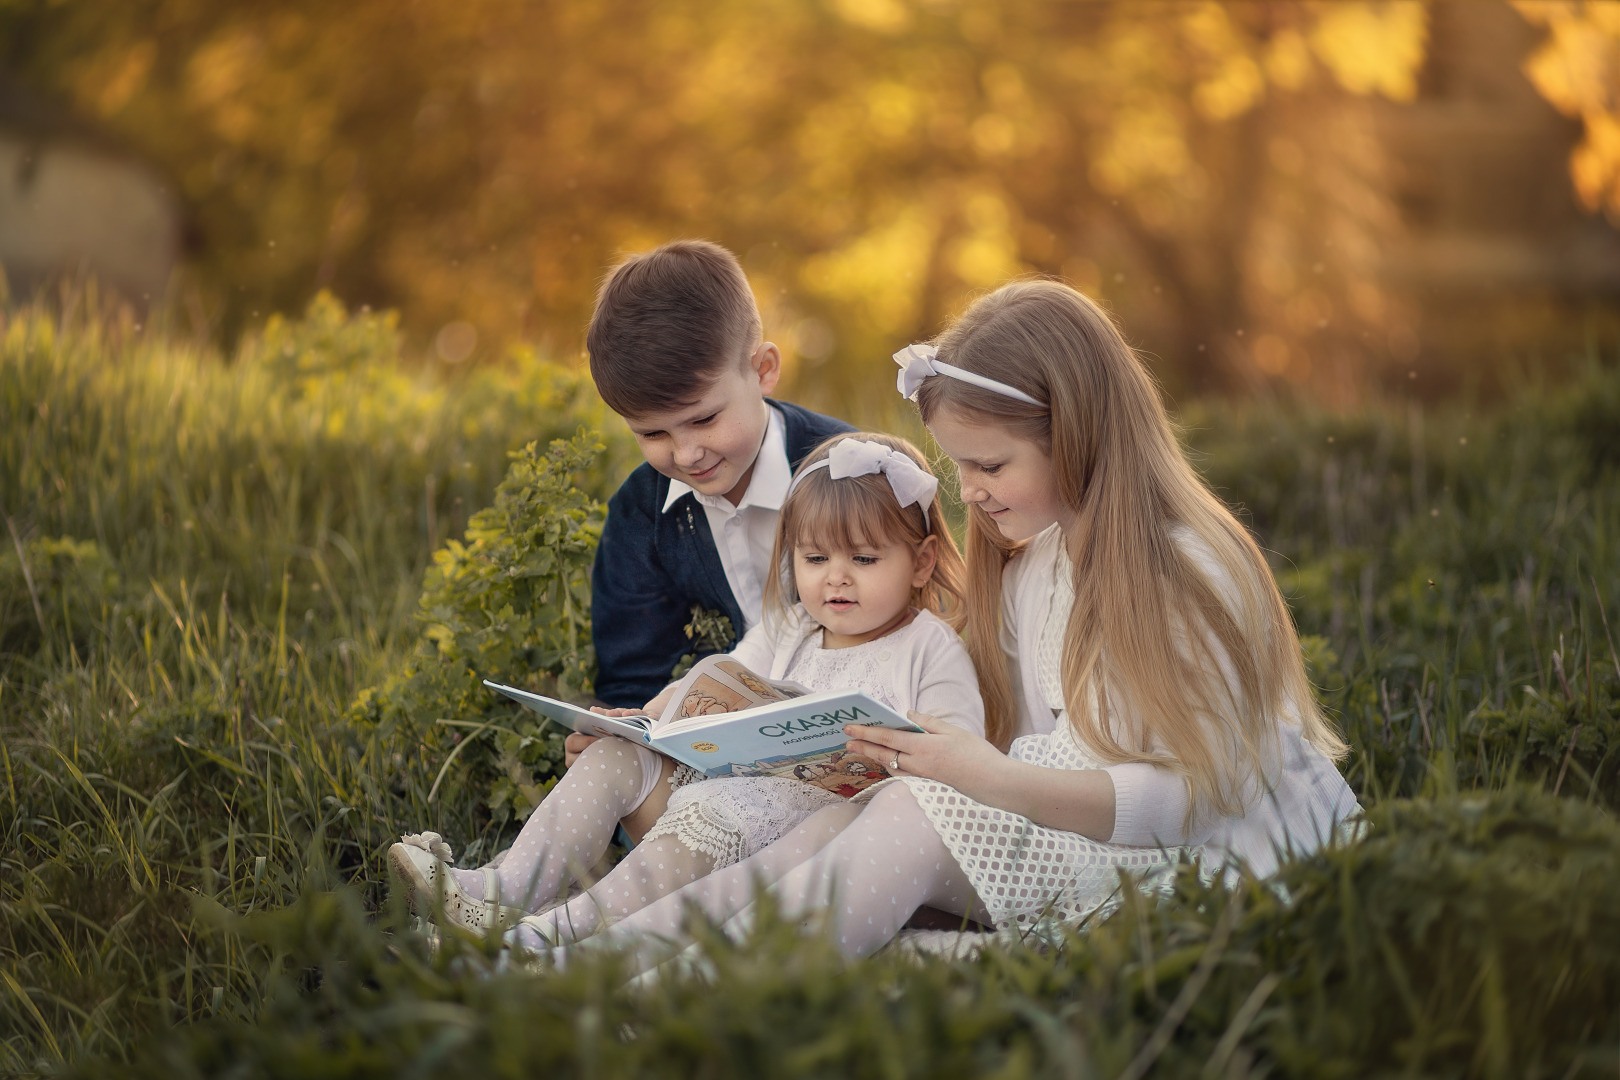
left=643, top=612, right=982, bottom=868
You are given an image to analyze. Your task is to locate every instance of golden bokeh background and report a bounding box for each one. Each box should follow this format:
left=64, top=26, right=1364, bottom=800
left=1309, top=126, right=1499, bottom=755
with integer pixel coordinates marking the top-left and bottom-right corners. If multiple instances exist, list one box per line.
left=4, top=0, right=1620, bottom=417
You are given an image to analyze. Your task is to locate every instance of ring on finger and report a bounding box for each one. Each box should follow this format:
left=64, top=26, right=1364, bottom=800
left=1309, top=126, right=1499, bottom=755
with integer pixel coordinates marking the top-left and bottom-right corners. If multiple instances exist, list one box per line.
left=889, top=755, right=902, bottom=772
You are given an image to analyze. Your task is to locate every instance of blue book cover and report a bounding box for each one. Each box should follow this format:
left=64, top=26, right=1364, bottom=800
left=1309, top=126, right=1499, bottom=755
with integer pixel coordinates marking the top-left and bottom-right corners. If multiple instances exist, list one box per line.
left=647, top=689, right=924, bottom=793
left=484, top=656, right=924, bottom=797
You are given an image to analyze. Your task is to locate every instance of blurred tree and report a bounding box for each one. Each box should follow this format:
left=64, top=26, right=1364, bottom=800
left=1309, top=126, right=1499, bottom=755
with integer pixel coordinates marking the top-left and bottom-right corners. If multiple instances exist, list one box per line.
left=1516, top=1, right=1620, bottom=220
left=1, top=1, right=1603, bottom=408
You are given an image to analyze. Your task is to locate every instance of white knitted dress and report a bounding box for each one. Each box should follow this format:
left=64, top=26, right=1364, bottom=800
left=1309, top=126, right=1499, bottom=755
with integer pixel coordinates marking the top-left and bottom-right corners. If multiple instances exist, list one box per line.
left=892, top=544, right=1182, bottom=932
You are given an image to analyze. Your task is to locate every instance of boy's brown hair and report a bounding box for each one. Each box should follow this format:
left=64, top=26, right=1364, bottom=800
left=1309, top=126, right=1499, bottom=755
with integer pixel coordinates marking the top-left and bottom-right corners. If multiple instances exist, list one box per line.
left=586, top=240, right=763, bottom=418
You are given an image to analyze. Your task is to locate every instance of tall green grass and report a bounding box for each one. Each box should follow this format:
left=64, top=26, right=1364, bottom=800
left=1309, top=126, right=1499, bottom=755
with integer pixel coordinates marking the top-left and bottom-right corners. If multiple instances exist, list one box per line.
left=1184, top=378, right=1620, bottom=807
left=0, top=295, right=631, bottom=1071
left=2, top=296, right=1617, bottom=1077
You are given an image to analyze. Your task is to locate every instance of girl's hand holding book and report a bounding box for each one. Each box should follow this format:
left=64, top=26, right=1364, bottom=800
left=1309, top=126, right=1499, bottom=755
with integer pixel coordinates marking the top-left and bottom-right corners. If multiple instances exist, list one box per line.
left=846, top=711, right=1119, bottom=840
left=843, top=710, right=1007, bottom=794
left=570, top=707, right=644, bottom=767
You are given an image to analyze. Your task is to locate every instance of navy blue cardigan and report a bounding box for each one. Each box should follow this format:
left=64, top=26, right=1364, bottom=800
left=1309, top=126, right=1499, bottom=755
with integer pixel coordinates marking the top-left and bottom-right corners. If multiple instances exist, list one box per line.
left=590, top=400, right=854, bottom=706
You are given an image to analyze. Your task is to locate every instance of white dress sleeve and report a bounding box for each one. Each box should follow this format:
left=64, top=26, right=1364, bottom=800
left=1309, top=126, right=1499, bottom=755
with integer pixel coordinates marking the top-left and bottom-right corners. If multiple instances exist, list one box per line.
left=726, top=620, right=778, bottom=674
left=908, top=619, right=986, bottom=738
left=1104, top=762, right=1193, bottom=846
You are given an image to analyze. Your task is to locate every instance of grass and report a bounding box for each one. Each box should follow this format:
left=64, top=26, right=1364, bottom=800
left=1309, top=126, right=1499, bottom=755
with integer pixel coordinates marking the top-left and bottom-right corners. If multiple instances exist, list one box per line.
left=2, top=293, right=1618, bottom=1077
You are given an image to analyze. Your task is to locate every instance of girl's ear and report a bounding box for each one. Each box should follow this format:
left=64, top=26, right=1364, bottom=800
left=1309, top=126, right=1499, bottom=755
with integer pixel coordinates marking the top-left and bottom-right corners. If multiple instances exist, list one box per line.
left=910, top=534, right=939, bottom=588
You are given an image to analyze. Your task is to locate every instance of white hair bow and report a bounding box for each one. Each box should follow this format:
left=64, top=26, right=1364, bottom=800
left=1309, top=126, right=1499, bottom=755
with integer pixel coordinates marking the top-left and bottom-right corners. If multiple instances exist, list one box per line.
left=893, top=343, right=1043, bottom=407
left=789, top=438, right=939, bottom=524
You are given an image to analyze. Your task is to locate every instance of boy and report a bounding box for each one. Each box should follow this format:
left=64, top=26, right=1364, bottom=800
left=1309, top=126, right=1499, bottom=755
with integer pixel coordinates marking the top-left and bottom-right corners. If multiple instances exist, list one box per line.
left=386, top=242, right=854, bottom=920
left=579, top=239, right=852, bottom=836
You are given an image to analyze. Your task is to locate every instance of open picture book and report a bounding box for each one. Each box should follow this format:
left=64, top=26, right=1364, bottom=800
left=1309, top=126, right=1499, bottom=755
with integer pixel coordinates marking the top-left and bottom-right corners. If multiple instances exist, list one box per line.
left=483, top=654, right=924, bottom=797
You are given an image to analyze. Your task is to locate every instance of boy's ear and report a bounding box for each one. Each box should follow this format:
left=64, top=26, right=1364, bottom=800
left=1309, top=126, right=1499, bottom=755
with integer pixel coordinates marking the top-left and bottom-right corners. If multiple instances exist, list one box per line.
left=750, top=342, right=783, bottom=396
left=910, top=534, right=939, bottom=588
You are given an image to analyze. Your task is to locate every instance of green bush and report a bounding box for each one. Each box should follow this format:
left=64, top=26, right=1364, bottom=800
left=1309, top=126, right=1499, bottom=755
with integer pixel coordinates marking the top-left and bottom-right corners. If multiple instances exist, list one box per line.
left=348, top=434, right=605, bottom=830
left=251, top=291, right=405, bottom=388
left=1251, top=788, right=1620, bottom=1076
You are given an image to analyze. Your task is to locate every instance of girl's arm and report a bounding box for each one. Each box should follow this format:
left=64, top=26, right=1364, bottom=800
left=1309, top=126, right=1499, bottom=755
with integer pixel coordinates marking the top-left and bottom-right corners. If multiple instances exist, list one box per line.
left=844, top=714, right=1119, bottom=841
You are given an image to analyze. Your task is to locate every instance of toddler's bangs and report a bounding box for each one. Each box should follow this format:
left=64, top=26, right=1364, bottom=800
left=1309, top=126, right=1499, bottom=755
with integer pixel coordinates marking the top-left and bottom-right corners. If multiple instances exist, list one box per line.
left=781, top=470, right=927, bottom=555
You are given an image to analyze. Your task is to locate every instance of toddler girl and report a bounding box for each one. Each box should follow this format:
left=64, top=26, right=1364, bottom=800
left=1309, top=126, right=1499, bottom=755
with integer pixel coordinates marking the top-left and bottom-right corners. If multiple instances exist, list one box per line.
left=392, top=432, right=985, bottom=944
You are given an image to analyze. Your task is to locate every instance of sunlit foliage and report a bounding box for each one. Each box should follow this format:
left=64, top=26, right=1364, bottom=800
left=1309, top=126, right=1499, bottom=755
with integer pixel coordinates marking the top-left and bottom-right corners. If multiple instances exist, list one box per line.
left=0, top=0, right=1500, bottom=407
left=1517, top=1, right=1620, bottom=219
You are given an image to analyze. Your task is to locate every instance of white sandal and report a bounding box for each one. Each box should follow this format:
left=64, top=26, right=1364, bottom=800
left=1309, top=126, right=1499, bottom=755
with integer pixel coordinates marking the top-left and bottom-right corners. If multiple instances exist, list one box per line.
left=388, top=831, right=526, bottom=932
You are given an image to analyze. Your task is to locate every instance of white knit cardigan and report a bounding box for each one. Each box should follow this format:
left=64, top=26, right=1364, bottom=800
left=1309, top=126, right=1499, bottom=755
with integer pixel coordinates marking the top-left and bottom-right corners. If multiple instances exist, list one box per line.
left=1000, top=524, right=1359, bottom=877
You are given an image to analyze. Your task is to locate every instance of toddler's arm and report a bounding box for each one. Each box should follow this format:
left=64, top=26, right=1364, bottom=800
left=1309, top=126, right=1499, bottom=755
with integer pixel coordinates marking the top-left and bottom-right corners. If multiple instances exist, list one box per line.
left=906, top=620, right=987, bottom=737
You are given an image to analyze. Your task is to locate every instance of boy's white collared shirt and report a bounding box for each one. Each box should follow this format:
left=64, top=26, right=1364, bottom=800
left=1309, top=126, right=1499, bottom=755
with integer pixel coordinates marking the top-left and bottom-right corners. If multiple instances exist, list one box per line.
left=662, top=406, right=788, bottom=632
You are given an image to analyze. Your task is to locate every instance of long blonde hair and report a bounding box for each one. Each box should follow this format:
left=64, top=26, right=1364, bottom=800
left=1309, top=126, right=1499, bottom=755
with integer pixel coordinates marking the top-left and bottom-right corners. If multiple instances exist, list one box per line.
left=915, top=280, right=1345, bottom=825
left=762, top=432, right=966, bottom=632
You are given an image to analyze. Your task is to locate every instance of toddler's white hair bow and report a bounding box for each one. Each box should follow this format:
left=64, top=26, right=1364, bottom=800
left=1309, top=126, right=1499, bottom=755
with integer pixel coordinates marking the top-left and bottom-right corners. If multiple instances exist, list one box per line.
left=788, top=438, right=939, bottom=525
left=893, top=343, right=1043, bottom=407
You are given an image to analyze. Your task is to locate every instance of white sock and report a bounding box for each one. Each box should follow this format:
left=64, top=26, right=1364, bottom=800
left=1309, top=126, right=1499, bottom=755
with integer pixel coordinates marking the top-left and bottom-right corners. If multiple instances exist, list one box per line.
left=520, top=802, right=865, bottom=960
left=450, top=738, right=651, bottom=911
left=720, top=783, right=989, bottom=957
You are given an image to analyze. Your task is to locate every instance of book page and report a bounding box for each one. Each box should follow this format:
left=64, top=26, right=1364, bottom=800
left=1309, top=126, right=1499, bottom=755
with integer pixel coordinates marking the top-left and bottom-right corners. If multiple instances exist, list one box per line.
left=653, top=653, right=800, bottom=730
left=676, top=673, right=754, bottom=719
left=727, top=745, right=894, bottom=794
left=713, top=660, right=804, bottom=702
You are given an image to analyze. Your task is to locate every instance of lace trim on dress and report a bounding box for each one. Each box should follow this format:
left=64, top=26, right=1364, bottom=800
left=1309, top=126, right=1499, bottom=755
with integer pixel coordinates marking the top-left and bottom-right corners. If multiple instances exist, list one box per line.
left=668, top=764, right=704, bottom=791
left=642, top=800, right=748, bottom=866
left=642, top=776, right=843, bottom=865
